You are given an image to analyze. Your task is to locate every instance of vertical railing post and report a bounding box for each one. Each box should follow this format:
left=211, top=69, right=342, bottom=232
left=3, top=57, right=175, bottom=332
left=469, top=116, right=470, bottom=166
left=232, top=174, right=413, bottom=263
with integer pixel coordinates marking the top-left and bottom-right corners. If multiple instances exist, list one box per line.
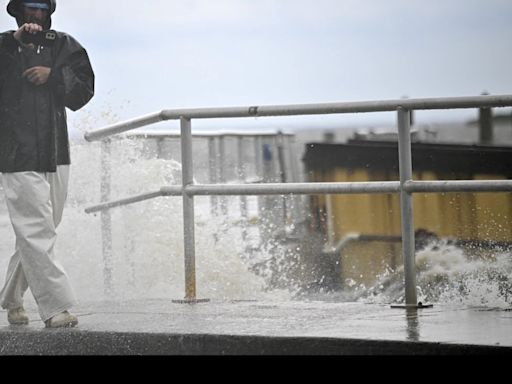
left=254, top=135, right=263, bottom=179
left=173, top=117, right=211, bottom=303
left=254, top=136, right=263, bottom=239
left=260, top=141, right=276, bottom=242
left=237, top=136, right=248, bottom=241
left=100, top=138, right=113, bottom=297
left=181, top=117, right=196, bottom=300
left=218, top=135, right=228, bottom=216
left=397, top=107, right=417, bottom=306
left=276, top=132, right=288, bottom=226
left=208, top=137, right=218, bottom=216
left=286, top=134, right=302, bottom=223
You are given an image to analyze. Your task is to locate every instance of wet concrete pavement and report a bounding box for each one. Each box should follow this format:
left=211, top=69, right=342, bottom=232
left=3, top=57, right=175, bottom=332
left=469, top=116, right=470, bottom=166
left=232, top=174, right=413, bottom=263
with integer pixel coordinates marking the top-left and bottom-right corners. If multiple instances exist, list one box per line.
left=0, top=299, right=511, bottom=355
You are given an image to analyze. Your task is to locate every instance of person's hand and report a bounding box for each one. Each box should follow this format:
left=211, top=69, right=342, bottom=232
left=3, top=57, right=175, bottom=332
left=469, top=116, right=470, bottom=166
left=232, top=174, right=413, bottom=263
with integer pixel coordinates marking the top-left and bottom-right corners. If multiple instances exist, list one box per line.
left=13, top=23, right=43, bottom=44
left=22, top=66, right=52, bottom=86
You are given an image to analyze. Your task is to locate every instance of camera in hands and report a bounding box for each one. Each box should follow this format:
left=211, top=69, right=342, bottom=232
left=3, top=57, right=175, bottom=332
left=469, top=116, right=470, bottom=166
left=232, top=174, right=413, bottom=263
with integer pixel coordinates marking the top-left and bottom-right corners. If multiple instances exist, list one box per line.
left=21, top=30, right=56, bottom=46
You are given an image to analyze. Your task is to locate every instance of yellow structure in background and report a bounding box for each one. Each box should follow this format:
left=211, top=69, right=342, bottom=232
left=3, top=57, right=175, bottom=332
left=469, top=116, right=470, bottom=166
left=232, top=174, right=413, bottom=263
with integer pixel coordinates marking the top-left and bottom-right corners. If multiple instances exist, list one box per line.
left=306, top=141, right=512, bottom=288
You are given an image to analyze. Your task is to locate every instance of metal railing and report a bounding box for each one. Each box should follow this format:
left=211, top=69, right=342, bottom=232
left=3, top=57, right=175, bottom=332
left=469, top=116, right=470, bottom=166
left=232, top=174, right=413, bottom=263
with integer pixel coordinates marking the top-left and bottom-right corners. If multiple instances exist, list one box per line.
left=84, top=95, right=512, bottom=307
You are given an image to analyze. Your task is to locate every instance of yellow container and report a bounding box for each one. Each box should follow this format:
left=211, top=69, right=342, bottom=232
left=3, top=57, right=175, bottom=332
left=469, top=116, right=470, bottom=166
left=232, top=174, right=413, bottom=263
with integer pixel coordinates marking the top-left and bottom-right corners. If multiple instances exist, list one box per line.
left=304, top=141, right=512, bottom=288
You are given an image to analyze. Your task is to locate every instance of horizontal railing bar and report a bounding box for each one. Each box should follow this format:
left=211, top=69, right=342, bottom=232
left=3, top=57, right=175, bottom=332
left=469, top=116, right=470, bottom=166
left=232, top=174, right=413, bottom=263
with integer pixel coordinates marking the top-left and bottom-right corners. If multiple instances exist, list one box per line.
left=123, top=131, right=295, bottom=139
left=84, top=190, right=165, bottom=214
left=85, top=180, right=512, bottom=213
left=175, top=182, right=402, bottom=196
left=84, top=95, right=512, bottom=142
left=159, top=186, right=183, bottom=196
left=161, top=95, right=512, bottom=120
left=405, top=180, right=512, bottom=193
left=84, top=111, right=165, bottom=142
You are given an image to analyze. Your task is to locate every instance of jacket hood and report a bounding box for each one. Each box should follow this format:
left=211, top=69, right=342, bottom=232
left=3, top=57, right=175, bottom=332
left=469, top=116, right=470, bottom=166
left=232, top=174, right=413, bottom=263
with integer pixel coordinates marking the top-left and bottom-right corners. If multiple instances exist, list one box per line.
left=7, top=0, right=56, bottom=29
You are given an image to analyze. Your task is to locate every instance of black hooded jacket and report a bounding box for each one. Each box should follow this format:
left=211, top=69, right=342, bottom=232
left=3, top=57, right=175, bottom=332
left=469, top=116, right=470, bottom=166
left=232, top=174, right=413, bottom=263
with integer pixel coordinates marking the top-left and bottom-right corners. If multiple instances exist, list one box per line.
left=0, top=0, right=94, bottom=172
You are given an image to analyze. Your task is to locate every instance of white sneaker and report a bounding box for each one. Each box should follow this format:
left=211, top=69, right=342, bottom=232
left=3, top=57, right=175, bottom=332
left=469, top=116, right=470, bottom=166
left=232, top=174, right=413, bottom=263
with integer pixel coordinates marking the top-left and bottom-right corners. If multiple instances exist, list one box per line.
left=7, top=307, right=29, bottom=325
left=44, top=311, right=78, bottom=328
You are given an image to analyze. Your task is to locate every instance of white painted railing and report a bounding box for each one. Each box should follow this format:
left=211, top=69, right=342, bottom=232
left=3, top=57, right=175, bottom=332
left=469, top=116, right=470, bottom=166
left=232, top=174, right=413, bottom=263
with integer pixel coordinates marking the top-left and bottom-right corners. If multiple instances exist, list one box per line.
left=84, top=95, right=512, bottom=307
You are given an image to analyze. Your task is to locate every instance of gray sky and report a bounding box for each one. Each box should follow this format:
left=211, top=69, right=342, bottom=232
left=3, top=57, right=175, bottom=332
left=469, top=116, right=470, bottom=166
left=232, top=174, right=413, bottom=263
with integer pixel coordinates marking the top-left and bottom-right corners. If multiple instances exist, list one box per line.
left=2, top=0, right=512, bottom=133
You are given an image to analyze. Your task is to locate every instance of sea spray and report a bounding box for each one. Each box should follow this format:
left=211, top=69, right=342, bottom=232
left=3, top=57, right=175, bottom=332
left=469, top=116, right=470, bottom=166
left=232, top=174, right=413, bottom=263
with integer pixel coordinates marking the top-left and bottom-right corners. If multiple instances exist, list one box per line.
left=360, top=239, right=512, bottom=309
left=57, top=139, right=292, bottom=303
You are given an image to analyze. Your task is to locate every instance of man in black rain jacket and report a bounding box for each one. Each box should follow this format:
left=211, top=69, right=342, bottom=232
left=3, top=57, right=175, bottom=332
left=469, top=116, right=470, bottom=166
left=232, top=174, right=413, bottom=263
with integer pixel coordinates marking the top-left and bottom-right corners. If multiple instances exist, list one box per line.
left=0, top=0, right=94, bottom=328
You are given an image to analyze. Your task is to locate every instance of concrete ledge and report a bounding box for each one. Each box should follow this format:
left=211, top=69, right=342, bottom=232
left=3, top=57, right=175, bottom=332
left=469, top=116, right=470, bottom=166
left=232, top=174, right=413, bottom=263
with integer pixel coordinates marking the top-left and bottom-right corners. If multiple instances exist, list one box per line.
left=2, top=300, right=511, bottom=355
left=1, top=331, right=510, bottom=355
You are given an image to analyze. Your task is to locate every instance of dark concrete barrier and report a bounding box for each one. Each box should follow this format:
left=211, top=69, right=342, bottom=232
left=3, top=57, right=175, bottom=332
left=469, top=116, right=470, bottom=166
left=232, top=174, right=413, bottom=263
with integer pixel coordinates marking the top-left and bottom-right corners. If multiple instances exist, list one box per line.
left=1, top=331, right=510, bottom=355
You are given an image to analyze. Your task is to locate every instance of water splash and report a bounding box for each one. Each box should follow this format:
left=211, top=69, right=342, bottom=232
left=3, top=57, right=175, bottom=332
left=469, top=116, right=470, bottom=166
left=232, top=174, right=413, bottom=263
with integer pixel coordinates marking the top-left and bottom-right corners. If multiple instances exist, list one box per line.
left=57, top=139, right=292, bottom=303
left=360, top=239, right=512, bottom=309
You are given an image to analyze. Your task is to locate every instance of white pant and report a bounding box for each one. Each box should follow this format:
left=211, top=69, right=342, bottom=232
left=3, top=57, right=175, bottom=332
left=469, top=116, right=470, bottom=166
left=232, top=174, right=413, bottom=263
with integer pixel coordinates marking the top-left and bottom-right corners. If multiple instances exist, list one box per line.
left=0, top=165, right=77, bottom=321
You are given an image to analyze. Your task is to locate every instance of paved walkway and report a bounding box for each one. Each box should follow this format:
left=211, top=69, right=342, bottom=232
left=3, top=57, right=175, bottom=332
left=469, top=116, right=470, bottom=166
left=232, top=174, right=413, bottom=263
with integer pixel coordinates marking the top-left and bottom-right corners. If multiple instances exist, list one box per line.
left=1, top=299, right=511, bottom=355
